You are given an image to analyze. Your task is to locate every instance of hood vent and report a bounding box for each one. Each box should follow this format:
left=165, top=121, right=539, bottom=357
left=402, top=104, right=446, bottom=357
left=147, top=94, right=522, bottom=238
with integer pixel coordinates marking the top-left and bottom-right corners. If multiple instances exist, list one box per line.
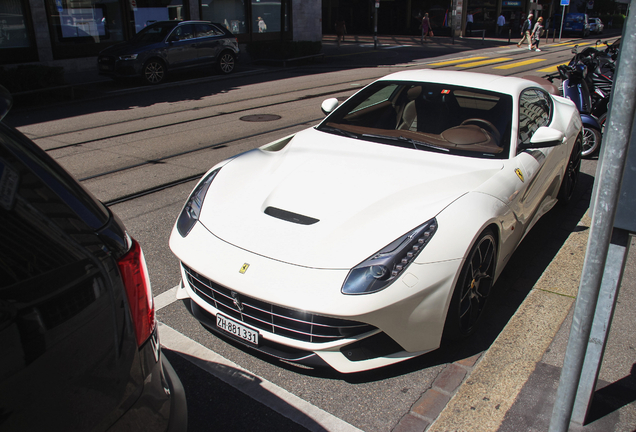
left=264, top=207, right=319, bottom=225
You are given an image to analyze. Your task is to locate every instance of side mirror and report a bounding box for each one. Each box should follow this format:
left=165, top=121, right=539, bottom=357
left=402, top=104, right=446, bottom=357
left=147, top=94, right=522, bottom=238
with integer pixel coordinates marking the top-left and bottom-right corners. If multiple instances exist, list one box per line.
left=321, top=98, right=339, bottom=116
left=524, top=126, right=565, bottom=148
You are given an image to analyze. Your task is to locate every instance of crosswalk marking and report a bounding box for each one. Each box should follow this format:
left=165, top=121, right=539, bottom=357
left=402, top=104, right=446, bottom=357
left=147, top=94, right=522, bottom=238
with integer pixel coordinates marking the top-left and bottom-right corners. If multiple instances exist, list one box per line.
left=549, top=41, right=594, bottom=47
left=494, top=58, right=546, bottom=69
left=537, top=62, right=569, bottom=73
left=456, top=57, right=513, bottom=67
left=427, top=57, right=488, bottom=66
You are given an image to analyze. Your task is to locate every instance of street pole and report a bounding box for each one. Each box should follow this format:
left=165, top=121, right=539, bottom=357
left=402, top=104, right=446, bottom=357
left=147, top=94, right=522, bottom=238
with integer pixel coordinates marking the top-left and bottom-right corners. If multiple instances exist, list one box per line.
left=559, top=5, right=565, bottom=42
left=548, top=5, right=636, bottom=431
left=374, top=1, right=379, bottom=49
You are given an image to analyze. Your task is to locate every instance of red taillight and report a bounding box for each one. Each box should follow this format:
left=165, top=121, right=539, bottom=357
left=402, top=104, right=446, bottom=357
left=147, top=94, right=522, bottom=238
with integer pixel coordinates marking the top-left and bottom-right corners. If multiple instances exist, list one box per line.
left=118, top=239, right=156, bottom=347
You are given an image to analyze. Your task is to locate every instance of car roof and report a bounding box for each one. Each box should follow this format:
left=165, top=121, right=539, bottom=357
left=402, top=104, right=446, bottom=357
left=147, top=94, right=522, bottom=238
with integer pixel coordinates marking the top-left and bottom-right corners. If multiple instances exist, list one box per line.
left=375, top=69, right=543, bottom=96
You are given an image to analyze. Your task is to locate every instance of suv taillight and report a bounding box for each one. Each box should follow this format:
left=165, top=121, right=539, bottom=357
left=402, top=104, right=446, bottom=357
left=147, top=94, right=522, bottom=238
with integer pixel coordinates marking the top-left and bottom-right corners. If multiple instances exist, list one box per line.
left=118, top=239, right=156, bottom=347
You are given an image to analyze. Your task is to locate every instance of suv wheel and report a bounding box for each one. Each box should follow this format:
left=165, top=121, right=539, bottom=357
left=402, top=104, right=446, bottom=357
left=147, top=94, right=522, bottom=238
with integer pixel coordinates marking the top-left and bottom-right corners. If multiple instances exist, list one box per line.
left=143, top=59, right=166, bottom=85
left=217, top=51, right=235, bottom=74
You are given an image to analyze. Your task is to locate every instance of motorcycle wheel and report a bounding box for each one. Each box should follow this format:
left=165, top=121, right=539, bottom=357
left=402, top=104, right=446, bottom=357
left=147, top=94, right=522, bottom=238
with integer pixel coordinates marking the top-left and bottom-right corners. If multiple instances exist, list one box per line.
left=582, top=126, right=602, bottom=158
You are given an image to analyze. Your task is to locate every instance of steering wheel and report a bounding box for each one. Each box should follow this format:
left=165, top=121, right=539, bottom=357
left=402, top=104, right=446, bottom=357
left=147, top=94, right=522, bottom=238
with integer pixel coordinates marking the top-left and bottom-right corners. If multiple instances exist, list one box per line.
left=460, top=118, right=501, bottom=143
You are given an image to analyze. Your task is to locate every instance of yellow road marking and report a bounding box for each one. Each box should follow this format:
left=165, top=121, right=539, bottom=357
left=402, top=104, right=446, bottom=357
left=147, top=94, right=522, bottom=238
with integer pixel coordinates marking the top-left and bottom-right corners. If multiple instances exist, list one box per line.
left=494, top=58, right=546, bottom=69
left=550, top=41, right=594, bottom=47
left=456, top=57, right=513, bottom=67
left=427, top=57, right=488, bottom=66
left=537, top=62, right=569, bottom=73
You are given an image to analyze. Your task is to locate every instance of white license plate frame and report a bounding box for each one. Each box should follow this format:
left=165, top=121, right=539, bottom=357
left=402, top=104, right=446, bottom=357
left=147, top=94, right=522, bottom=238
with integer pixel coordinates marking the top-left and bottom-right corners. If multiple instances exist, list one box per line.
left=216, top=313, right=259, bottom=346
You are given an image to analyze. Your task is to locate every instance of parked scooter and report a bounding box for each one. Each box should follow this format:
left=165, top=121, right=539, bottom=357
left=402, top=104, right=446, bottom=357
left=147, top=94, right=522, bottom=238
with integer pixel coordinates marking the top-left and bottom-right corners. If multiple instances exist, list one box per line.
left=569, top=41, right=617, bottom=132
left=545, top=62, right=604, bottom=157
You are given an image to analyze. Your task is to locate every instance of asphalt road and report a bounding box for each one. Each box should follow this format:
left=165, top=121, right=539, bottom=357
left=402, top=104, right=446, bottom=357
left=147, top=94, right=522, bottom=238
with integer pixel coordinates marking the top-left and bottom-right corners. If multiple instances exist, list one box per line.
left=5, top=32, right=629, bottom=431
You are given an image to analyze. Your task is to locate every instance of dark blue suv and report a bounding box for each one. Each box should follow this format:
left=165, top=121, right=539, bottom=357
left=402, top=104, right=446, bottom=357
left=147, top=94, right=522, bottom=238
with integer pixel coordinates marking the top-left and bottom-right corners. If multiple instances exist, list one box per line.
left=98, top=20, right=239, bottom=85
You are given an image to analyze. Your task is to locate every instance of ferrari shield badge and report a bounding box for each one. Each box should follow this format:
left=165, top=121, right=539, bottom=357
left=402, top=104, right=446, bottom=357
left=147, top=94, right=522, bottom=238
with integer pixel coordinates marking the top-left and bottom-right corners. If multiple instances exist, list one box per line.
left=515, top=168, right=524, bottom=182
left=239, top=263, right=250, bottom=274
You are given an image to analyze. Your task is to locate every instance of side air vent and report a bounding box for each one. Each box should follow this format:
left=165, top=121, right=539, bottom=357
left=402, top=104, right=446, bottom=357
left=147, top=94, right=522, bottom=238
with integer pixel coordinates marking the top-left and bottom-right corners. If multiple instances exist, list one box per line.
left=264, top=207, right=319, bottom=225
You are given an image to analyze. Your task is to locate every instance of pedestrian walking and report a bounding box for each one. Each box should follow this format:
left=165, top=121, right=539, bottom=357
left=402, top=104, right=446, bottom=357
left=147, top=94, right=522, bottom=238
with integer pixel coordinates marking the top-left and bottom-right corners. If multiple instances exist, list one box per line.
left=466, top=12, right=474, bottom=36
left=335, top=18, right=347, bottom=47
left=497, top=13, right=505, bottom=36
left=531, top=17, right=544, bottom=51
left=420, top=13, right=433, bottom=43
left=257, top=16, right=267, bottom=33
left=517, top=13, right=533, bottom=50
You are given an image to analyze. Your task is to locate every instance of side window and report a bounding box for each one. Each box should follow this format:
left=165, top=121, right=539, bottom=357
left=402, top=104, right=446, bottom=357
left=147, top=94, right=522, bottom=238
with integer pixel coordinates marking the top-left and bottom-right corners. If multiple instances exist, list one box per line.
left=518, top=88, right=552, bottom=145
left=173, top=24, right=194, bottom=41
left=195, top=24, right=224, bottom=38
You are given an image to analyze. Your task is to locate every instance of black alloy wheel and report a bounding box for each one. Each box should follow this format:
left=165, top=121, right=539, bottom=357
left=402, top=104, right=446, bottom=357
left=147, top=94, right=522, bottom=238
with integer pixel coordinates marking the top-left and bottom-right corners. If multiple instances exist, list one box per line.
left=143, top=59, right=166, bottom=85
left=443, top=230, right=497, bottom=340
left=558, top=136, right=582, bottom=204
left=217, top=52, right=235, bottom=74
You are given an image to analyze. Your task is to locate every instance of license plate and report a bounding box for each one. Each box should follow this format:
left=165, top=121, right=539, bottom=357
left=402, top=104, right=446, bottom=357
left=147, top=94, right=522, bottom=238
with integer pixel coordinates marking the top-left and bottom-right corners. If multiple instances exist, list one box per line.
left=216, top=313, right=259, bottom=345
left=99, top=64, right=112, bottom=71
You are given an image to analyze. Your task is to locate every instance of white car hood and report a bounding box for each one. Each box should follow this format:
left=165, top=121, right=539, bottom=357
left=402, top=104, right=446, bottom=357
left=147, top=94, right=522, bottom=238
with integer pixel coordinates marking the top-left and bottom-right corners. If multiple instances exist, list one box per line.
left=199, top=128, right=503, bottom=269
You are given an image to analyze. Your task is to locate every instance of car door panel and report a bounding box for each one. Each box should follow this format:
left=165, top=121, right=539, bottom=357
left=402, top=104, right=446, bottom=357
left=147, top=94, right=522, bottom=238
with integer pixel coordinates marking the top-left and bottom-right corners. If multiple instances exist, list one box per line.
left=166, top=24, right=198, bottom=70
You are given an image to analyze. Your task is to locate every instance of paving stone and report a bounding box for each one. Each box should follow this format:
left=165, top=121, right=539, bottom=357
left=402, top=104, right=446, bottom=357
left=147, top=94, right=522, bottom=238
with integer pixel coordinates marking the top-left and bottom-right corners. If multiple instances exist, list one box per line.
left=456, top=353, right=483, bottom=368
left=433, top=363, right=467, bottom=393
left=412, top=388, right=451, bottom=419
left=392, top=413, right=430, bottom=432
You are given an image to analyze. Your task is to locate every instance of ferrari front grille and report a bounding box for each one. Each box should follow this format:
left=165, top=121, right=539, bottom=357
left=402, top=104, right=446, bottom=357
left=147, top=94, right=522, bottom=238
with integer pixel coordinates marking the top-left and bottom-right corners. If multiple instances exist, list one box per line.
left=183, top=265, right=375, bottom=344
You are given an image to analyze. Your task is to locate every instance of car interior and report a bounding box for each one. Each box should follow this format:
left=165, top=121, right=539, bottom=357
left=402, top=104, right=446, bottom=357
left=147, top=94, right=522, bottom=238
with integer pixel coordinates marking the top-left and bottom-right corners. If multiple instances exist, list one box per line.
left=321, top=82, right=513, bottom=157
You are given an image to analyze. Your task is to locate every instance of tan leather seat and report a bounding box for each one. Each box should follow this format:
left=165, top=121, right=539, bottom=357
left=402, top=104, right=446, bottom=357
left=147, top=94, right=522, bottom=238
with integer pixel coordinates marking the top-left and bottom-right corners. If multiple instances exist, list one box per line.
left=397, top=86, right=423, bottom=130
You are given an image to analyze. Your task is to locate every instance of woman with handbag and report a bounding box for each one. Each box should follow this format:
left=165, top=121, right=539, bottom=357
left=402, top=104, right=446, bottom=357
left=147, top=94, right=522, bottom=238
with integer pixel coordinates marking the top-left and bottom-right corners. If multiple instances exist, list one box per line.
left=531, top=17, right=544, bottom=51
left=421, top=13, right=433, bottom=43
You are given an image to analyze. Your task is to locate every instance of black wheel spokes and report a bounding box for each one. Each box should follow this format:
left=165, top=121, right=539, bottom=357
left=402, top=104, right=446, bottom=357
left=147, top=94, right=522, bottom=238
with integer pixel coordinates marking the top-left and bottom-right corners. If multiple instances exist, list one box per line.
left=458, top=237, right=495, bottom=333
left=145, top=63, right=163, bottom=84
left=568, top=144, right=582, bottom=194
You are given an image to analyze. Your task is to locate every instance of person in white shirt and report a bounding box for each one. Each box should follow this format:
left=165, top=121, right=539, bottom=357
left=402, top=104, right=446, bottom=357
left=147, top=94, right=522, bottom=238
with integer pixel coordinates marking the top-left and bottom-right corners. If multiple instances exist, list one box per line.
left=466, top=13, right=474, bottom=36
left=497, top=13, right=506, bottom=36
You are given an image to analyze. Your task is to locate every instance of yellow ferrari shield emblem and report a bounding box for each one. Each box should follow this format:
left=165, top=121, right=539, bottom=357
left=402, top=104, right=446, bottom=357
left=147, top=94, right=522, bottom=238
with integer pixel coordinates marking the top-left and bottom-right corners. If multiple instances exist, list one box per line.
left=515, top=168, right=524, bottom=182
left=239, top=263, right=250, bottom=274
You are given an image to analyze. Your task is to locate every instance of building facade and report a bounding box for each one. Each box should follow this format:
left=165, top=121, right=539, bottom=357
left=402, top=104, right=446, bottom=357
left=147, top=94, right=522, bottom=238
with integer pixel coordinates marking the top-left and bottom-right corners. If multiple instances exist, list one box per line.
left=1, top=0, right=321, bottom=74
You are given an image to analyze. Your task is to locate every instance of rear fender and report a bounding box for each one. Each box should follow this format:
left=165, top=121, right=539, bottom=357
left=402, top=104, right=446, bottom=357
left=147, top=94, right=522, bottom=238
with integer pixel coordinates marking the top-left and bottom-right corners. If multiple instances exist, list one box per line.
left=581, top=114, right=601, bottom=131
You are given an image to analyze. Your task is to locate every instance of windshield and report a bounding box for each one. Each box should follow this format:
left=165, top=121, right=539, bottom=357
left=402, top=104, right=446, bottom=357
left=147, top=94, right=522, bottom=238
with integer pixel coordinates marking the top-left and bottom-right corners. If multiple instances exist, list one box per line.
left=132, top=22, right=176, bottom=44
left=317, top=81, right=513, bottom=159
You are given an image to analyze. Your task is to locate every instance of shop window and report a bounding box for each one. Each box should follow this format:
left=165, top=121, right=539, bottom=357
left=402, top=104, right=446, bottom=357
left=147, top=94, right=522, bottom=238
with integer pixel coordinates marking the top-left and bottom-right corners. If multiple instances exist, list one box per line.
left=1, top=0, right=37, bottom=64
left=132, top=0, right=185, bottom=34
left=201, top=0, right=247, bottom=34
left=46, top=0, right=126, bottom=58
left=252, top=0, right=281, bottom=33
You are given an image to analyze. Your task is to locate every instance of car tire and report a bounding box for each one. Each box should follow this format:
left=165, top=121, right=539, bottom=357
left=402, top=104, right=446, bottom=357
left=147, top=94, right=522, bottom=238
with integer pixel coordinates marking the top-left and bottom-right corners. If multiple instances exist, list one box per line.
left=143, top=59, right=166, bottom=85
left=217, top=51, right=235, bottom=74
left=582, top=126, right=601, bottom=158
left=558, top=135, right=582, bottom=204
left=442, top=229, right=497, bottom=341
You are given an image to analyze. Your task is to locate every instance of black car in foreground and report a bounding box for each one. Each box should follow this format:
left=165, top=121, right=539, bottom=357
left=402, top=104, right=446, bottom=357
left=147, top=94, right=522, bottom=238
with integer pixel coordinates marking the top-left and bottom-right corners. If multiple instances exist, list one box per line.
left=98, top=20, right=239, bottom=85
left=0, top=85, right=187, bottom=431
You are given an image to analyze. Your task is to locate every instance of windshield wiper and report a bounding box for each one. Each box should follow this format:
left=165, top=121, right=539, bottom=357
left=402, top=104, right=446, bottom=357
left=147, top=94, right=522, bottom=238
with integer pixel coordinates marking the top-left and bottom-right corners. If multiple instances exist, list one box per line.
left=362, top=134, right=449, bottom=153
left=318, top=125, right=359, bottom=139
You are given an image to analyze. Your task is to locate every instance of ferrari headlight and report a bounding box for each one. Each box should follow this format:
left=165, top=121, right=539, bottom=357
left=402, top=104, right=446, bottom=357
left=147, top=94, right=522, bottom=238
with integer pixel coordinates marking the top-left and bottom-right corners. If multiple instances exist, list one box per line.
left=176, top=169, right=219, bottom=237
left=341, top=218, right=437, bottom=295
